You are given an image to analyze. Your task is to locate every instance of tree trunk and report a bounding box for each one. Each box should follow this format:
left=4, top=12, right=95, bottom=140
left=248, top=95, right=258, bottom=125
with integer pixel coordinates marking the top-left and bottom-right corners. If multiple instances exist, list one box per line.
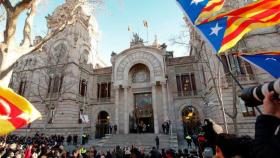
left=0, top=52, right=19, bottom=87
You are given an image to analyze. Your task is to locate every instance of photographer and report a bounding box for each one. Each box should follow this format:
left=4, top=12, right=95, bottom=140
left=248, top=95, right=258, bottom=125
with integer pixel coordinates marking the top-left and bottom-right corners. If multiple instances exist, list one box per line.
left=253, top=92, right=280, bottom=158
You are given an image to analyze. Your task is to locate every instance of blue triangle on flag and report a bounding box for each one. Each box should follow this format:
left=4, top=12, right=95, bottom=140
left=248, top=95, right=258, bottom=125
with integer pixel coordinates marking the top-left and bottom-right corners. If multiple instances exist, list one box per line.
left=242, top=54, right=280, bottom=78
left=196, top=17, right=227, bottom=53
left=177, top=0, right=208, bottom=24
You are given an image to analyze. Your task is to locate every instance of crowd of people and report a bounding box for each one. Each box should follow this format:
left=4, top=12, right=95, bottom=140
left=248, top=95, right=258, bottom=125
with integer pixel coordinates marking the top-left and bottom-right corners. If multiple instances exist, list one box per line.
left=0, top=92, right=279, bottom=158
left=0, top=133, right=199, bottom=158
left=194, top=91, right=280, bottom=158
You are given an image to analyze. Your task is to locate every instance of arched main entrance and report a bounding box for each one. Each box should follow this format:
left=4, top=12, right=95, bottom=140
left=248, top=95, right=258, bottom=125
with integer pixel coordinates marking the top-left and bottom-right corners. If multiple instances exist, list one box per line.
left=181, top=106, right=201, bottom=137
left=128, top=64, right=154, bottom=133
left=95, top=111, right=110, bottom=138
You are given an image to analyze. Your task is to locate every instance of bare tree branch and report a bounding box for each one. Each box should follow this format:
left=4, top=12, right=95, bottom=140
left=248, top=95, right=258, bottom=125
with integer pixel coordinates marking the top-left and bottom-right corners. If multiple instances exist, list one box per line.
left=21, top=0, right=40, bottom=47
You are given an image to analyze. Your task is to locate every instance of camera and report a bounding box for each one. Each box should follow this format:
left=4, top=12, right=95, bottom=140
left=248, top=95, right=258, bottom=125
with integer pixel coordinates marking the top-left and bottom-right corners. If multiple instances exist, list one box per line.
left=239, top=78, right=280, bottom=107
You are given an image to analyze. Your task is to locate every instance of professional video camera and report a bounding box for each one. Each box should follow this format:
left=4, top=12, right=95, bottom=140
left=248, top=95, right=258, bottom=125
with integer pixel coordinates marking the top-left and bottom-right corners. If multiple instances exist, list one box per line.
left=239, top=78, right=280, bottom=107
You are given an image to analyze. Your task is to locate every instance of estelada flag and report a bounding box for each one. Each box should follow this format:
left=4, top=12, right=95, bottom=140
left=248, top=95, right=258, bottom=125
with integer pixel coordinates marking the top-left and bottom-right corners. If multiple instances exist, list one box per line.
left=177, top=0, right=225, bottom=24
left=196, top=13, right=280, bottom=53
left=201, top=0, right=280, bottom=24
left=195, top=0, right=280, bottom=53
left=239, top=52, right=280, bottom=78
left=0, top=86, right=41, bottom=136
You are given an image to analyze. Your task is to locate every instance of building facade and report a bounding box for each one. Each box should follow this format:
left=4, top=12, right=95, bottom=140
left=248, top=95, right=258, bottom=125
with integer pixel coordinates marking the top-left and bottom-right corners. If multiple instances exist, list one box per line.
left=10, top=0, right=280, bottom=147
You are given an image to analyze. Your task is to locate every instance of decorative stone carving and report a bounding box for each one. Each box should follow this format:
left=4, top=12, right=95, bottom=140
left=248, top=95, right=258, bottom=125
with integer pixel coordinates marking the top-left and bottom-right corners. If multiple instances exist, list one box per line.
left=131, top=64, right=150, bottom=83
left=130, top=33, right=144, bottom=47
left=80, top=50, right=89, bottom=64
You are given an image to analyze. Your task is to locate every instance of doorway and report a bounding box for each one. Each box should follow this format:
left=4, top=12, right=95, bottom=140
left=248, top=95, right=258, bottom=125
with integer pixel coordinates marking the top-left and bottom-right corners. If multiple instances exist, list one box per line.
left=95, top=111, right=110, bottom=138
left=131, top=93, right=154, bottom=133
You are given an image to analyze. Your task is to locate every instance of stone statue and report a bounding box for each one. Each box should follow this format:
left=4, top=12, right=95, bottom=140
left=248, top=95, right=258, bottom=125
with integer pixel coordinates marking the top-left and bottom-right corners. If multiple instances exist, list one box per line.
left=130, top=33, right=144, bottom=47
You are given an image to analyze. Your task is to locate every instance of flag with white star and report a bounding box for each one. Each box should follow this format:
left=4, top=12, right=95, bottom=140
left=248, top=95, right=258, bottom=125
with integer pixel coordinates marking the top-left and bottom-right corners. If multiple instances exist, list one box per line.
left=196, top=12, right=280, bottom=53
left=176, top=0, right=224, bottom=24
left=240, top=52, right=280, bottom=78
left=191, top=0, right=280, bottom=53
left=196, top=17, right=227, bottom=52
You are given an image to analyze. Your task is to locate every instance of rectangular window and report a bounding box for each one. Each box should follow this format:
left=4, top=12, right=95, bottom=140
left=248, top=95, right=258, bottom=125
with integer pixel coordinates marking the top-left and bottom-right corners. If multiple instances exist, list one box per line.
left=176, top=74, right=196, bottom=96
left=201, top=66, right=206, bottom=86
left=108, top=82, right=111, bottom=98
left=97, top=82, right=111, bottom=99
left=97, top=83, right=100, bottom=98
left=191, top=74, right=197, bottom=95
left=244, top=61, right=253, bottom=75
left=18, top=81, right=26, bottom=96
left=79, top=79, right=87, bottom=97
left=47, top=75, right=63, bottom=95
left=101, top=83, right=108, bottom=98
left=221, top=54, right=254, bottom=76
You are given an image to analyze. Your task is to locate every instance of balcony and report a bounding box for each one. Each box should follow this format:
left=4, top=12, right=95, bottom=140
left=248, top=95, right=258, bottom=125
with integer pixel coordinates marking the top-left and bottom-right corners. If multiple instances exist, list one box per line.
left=92, top=97, right=115, bottom=104
left=173, top=90, right=201, bottom=99
left=222, top=74, right=257, bottom=86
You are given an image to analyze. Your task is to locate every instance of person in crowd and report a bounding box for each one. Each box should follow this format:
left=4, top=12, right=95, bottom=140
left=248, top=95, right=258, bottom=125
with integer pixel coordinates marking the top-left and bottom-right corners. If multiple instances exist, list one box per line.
left=166, top=122, right=170, bottom=135
left=155, top=136, right=159, bottom=150
left=162, top=123, right=166, bottom=134
left=150, top=147, right=161, bottom=158
left=73, top=135, right=78, bottom=145
left=215, top=133, right=253, bottom=158
left=82, top=134, right=86, bottom=145
left=67, top=135, right=72, bottom=145
left=114, top=125, right=118, bottom=134
left=185, top=135, right=192, bottom=148
left=253, top=91, right=280, bottom=158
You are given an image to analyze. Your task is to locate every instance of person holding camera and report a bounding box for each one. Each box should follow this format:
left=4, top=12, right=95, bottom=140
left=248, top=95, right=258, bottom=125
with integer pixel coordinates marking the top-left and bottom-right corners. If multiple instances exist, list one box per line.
left=253, top=91, right=280, bottom=158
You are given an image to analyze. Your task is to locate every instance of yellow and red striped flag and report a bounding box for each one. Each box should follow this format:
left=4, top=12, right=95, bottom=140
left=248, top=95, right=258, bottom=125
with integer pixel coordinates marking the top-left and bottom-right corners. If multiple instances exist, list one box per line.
left=177, top=0, right=225, bottom=24
left=201, top=0, right=280, bottom=24
left=143, top=20, right=148, bottom=28
left=0, top=86, right=41, bottom=136
left=197, top=0, right=225, bottom=21
left=195, top=0, right=280, bottom=53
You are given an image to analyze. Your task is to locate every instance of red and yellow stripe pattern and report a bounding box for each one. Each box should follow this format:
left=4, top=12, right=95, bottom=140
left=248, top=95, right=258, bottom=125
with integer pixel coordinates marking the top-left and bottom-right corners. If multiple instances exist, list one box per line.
left=201, top=0, right=280, bottom=24
left=0, top=86, right=41, bottom=136
left=196, top=0, right=280, bottom=53
left=219, top=10, right=280, bottom=53
left=197, top=0, right=225, bottom=21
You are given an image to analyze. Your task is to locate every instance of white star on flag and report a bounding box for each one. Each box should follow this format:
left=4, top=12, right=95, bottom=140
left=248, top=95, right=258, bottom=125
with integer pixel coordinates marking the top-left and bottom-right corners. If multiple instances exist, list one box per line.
left=265, top=58, right=277, bottom=61
left=191, top=0, right=204, bottom=5
left=210, top=23, right=223, bottom=36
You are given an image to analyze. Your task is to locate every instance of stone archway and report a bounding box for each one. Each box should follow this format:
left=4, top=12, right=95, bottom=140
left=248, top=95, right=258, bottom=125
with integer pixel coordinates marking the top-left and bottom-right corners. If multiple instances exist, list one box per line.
left=114, top=51, right=164, bottom=86
left=181, top=106, right=201, bottom=137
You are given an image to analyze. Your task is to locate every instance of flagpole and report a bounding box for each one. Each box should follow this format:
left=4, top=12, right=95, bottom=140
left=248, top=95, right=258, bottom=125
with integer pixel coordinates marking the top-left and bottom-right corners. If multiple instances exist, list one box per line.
left=215, top=54, right=244, bottom=89
left=146, top=26, right=149, bottom=43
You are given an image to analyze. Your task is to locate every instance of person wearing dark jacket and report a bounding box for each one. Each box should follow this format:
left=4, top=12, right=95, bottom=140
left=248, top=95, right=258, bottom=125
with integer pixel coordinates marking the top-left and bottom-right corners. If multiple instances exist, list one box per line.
left=253, top=92, right=280, bottom=158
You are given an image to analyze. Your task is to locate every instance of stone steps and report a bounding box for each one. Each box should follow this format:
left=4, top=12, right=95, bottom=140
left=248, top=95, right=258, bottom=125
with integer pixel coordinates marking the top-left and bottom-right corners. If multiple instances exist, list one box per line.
left=90, top=133, right=178, bottom=151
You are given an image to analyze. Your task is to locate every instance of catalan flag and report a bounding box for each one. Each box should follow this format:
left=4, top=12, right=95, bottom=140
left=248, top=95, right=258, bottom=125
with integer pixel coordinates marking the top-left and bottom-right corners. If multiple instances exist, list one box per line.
left=196, top=11, right=280, bottom=53
left=198, top=0, right=225, bottom=20
left=201, top=0, right=280, bottom=24
left=143, top=20, right=148, bottom=28
left=0, top=86, right=41, bottom=136
left=177, top=0, right=225, bottom=24
left=239, top=52, right=280, bottom=78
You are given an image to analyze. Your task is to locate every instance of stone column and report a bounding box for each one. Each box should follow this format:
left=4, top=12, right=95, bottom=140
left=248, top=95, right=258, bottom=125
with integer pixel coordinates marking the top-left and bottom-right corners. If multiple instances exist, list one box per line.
left=124, top=87, right=129, bottom=134
left=152, top=85, right=159, bottom=134
left=115, top=88, right=119, bottom=133
left=161, top=83, right=169, bottom=121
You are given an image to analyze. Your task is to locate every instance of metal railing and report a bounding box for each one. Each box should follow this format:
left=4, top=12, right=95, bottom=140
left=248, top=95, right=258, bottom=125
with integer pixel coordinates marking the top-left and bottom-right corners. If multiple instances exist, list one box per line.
left=173, top=90, right=200, bottom=98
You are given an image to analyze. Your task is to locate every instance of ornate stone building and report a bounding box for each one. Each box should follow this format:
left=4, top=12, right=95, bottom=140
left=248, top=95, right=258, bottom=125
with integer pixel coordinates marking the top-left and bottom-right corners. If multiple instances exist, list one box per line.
left=10, top=0, right=279, bottom=147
